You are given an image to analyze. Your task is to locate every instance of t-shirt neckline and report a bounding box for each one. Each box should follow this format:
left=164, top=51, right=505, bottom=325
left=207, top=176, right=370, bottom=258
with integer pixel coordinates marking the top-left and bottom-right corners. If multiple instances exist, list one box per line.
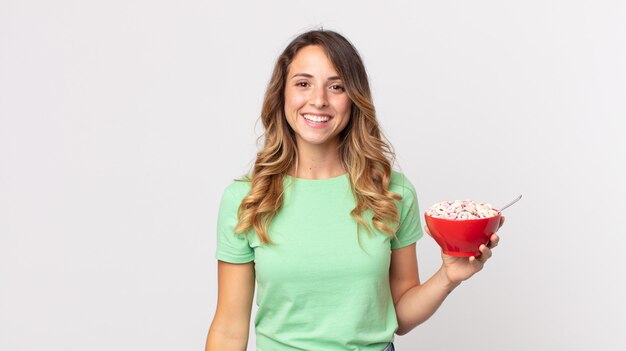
left=284, top=172, right=349, bottom=183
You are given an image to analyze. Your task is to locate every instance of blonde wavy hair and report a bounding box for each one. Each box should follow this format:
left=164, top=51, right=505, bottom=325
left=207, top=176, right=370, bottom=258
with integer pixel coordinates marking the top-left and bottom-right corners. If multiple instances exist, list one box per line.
left=234, top=29, right=402, bottom=245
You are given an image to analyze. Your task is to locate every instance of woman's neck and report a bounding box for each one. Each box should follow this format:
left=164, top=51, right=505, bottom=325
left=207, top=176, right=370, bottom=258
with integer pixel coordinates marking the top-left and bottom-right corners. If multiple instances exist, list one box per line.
left=291, top=139, right=346, bottom=180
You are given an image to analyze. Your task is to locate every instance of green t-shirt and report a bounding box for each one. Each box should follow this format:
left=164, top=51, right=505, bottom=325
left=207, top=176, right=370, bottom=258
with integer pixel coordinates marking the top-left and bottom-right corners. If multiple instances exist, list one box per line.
left=215, top=170, right=423, bottom=351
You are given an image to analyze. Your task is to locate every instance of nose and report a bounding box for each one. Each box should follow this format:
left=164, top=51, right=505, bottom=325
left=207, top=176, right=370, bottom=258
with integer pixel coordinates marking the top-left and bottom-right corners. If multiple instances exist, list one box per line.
left=309, top=85, right=328, bottom=109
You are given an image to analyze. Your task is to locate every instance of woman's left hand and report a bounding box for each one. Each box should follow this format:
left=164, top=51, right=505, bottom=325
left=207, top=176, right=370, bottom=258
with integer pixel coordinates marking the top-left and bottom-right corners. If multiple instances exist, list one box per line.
left=441, top=232, right=499, bottom=284
left=427, top=216, right=504, bottom=285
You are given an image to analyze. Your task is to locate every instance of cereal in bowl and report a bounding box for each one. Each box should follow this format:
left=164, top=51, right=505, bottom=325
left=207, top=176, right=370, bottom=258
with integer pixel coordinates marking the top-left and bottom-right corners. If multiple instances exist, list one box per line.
left=426, top=200, right=499, bottom=220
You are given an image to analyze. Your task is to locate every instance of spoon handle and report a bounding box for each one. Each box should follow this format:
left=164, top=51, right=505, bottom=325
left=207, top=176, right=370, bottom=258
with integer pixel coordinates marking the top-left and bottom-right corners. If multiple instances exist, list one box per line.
left=499, top=194, right=522, bottom=212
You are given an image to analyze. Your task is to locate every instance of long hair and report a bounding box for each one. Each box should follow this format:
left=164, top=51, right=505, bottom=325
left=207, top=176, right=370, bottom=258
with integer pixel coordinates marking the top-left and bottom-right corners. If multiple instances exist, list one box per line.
left=234, top=29, right=402, bottom=244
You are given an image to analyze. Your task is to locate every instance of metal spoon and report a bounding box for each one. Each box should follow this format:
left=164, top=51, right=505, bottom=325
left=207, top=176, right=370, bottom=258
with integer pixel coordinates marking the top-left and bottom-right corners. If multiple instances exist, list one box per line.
left=499, top=194, right=522, bottom=211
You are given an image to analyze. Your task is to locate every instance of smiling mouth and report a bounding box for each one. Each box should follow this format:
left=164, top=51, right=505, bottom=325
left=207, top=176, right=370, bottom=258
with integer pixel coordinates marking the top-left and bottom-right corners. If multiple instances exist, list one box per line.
left=302, top=114, right=332, bottom=123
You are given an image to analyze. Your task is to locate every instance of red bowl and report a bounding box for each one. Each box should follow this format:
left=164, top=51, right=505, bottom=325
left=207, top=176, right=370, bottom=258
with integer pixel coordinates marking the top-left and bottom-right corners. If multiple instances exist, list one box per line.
left=424, top=212, right=501, bottom=256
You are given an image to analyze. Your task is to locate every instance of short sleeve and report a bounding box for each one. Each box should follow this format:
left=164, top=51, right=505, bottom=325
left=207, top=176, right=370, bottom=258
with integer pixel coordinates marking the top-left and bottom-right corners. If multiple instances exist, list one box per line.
left=215, top=187, right=255, bottom=263
left=391, top=174, right=424, bottom=250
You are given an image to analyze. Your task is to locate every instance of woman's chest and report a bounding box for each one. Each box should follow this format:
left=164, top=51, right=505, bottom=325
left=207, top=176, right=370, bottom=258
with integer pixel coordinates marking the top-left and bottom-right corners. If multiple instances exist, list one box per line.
left=251, top=196, right=392, bottom=287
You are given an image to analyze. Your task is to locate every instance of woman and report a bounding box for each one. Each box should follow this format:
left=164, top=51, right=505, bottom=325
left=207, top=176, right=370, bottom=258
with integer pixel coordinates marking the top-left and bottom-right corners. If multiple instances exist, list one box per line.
left=205, top=30, right=502, bottom=351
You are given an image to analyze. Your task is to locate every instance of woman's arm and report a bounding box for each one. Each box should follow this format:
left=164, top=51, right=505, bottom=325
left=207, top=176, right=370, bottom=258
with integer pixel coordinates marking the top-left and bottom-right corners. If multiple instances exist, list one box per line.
left=390, top=243, right=459, bottom=335
left=390, top=228, right=501, bottom=335
left=205, top=260, right=255, bottom=351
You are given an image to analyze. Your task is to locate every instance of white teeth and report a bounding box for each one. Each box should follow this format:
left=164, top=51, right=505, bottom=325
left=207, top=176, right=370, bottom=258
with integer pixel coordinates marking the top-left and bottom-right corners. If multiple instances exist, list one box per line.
left=303, top=114, right=330, bottom=122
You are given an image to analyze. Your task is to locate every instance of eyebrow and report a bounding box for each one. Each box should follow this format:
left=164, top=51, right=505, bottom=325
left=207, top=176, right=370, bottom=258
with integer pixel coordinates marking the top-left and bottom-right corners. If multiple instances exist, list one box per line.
left=291, top=73, right=342, bottom=81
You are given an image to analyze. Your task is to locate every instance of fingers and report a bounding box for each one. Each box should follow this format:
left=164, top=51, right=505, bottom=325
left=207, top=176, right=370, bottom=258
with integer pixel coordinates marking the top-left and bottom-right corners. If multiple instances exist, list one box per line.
left=498, top=216, right=506, bottom=229
left=468, top=254, right=485, bottom=266
left=488, top=234, right=500, bottom=249
left=472, top=243, right=493, bottom=264
left=423, top=225, right=431, bottom=236
left=479, top=244, right=492, bottom=260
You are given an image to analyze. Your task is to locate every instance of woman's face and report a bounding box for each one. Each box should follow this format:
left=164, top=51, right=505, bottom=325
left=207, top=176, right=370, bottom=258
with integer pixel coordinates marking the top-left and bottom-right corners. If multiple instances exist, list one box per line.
left=284, top=45, right=352, bottom=149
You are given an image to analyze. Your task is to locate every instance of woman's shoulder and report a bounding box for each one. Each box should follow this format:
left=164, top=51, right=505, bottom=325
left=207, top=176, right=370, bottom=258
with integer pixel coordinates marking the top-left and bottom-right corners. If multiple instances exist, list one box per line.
left=222, top=173, right=253, bottom=199
left=389, top=169, right=417, bottom=196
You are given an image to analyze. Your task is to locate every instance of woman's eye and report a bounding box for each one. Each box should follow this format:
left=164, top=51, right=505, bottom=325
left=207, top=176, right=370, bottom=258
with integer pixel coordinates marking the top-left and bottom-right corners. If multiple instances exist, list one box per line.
left=296, top=82, right=309, bottom=88
left=330, top=84, right=345, bottom=91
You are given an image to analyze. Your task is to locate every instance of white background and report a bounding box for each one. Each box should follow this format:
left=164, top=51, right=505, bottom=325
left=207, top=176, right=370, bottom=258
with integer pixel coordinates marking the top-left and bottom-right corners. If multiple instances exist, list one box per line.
left=1, top=0, right=625, bottom=350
